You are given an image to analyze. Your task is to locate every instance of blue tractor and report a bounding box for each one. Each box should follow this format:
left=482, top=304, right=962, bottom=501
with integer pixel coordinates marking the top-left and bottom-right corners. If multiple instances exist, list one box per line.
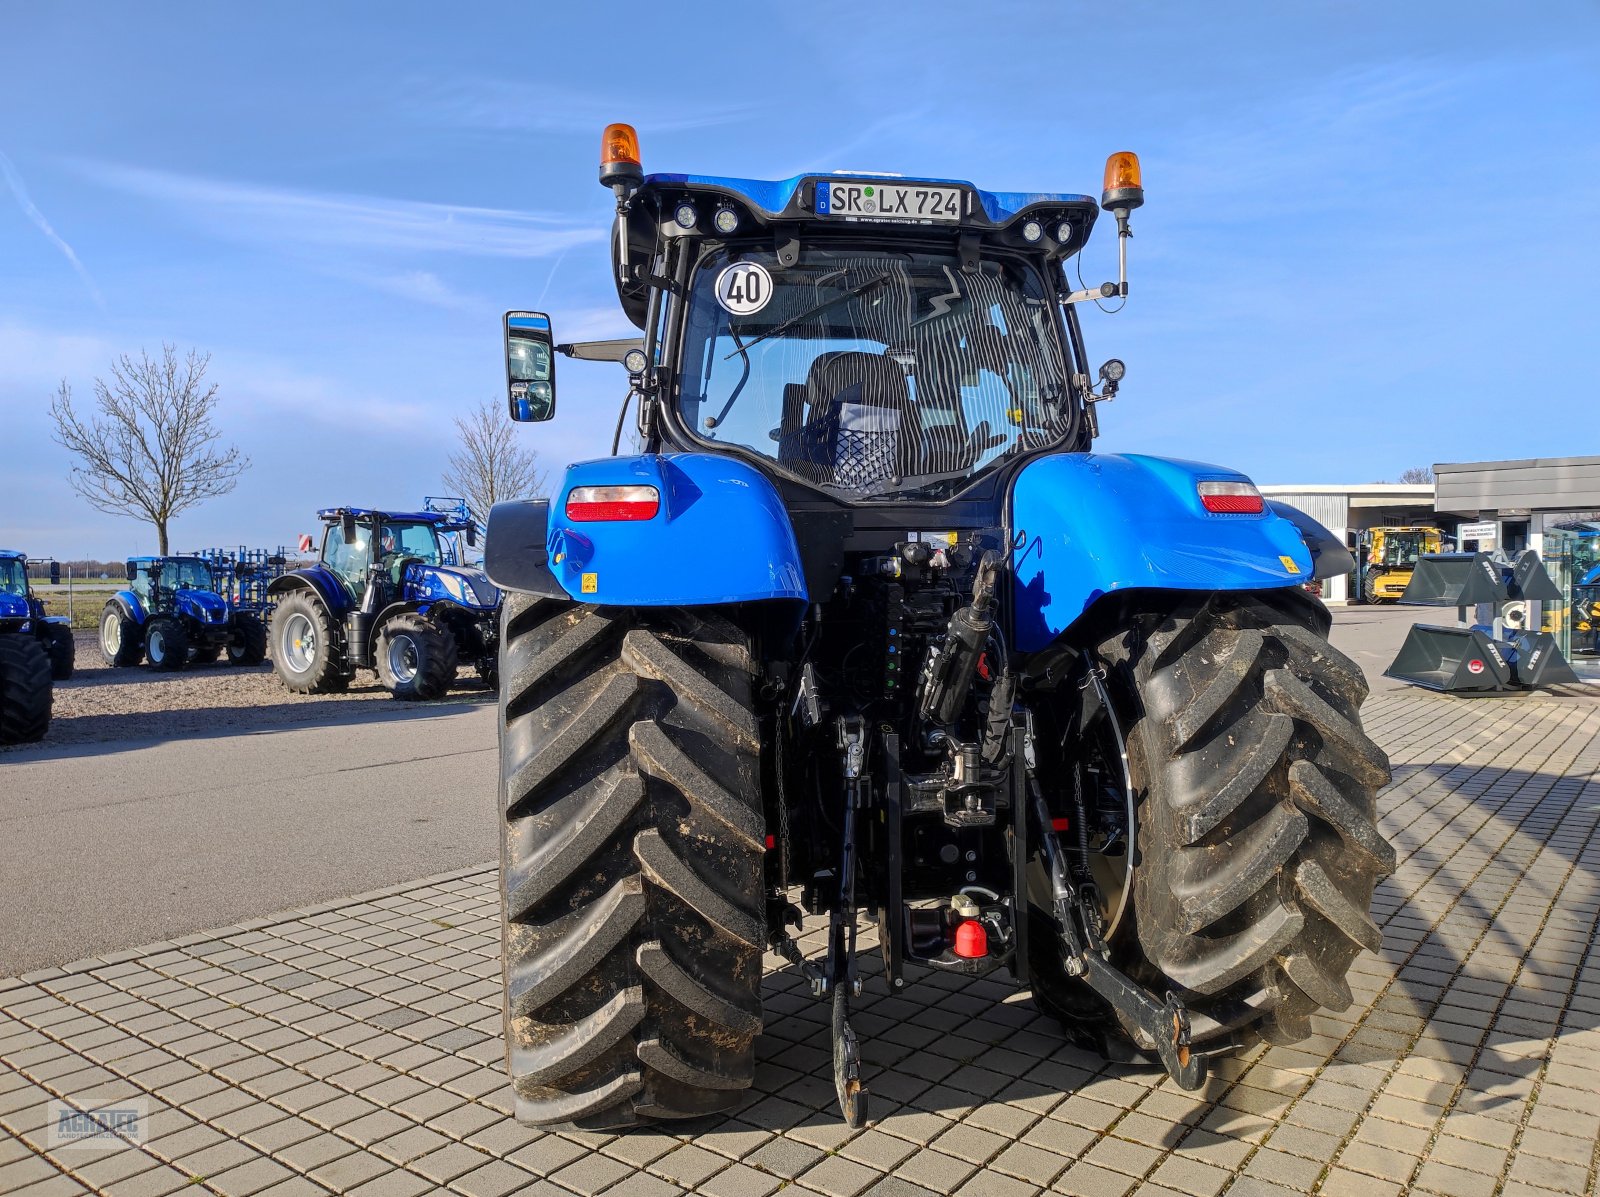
left=483, top=126, right=1392, bottom=1129
left=266, top=507, right=500, bottom=700
left=100, top=556, right=269, bottom=670
left=0, top=549, right=67, bottom=743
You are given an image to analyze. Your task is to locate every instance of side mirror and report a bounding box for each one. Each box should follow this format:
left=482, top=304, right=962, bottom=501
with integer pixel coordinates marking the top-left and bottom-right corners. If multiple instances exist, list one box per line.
left=466, top=525, right=477, bottom=548
left=49, top=561, right=60, bottom=586
left=505, top=311, right=556, bottom=422
left=125, top=561, right=136, bottom=582
left=341, top=512, right=358, bottom=545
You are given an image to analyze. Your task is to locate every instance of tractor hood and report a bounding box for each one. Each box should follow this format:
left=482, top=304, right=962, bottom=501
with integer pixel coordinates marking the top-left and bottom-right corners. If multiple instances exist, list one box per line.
left=175, top=588, right=230, bottom=624
left=408, top=563, right=500, bottom=611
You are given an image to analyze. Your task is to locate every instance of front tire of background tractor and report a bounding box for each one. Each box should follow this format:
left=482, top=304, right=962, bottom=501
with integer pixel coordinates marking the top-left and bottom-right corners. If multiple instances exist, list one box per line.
left=1031, top=590, right=1395, bottom=1057
left=270, top=593, right=348, bottom=693
left=143, top=617, right=189, bottom=671
left=44, top=624, right=75, bottom=681
left=0, top=635, right=52, bottom=745
left=377, top=614, right=457, bottom=701
left=1362, top=572, right=1383, bottom=605
left=227, top=612, right=268, bottom=666
left=498, top=594, right=764, bottom=1128
left=99, top=604, right=144, bottom=668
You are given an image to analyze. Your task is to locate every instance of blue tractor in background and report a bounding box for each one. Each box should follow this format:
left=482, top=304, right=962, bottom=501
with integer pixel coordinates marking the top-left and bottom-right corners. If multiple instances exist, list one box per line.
left=0, top=549, right=68, bottom=744
left=0, top=550, right=75, bottom=680
left=483, top=126, right=1390, bottom=1129
left=100, top=556, right=269, bottom=670
left=267, top=507, right=500, bottom=700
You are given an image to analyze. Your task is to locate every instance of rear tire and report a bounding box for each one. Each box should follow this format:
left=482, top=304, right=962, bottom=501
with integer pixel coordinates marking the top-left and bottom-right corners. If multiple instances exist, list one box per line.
left=99, top=604, right=144, bottom=667
left=144, top=617, right=189, bottom=671
left=227, top=612, right=268, bottom=666
left=0, top=635, right=51, bottom=744
left=43, top=624, right=75, bottom=680
left=377, top=613, right=457, bottom=700
left=270, top=592, right=347, bottom=693
left=1032, top=590, right=1395, bottom=1054
left=498, top=594, right=765, bottom=1127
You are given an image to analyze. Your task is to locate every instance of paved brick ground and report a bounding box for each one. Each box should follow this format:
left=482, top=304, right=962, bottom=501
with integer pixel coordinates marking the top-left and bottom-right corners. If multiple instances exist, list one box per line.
left=3, top=687, right=1599, bottom=1197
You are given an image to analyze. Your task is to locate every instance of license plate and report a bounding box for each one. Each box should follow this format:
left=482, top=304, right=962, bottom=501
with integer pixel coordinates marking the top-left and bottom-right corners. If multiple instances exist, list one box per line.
left=816, top=180, right=963, bottom=222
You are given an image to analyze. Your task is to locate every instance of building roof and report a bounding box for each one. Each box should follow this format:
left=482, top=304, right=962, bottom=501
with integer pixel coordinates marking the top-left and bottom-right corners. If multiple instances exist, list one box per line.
left=1258, top=484, right=1435, bottom=497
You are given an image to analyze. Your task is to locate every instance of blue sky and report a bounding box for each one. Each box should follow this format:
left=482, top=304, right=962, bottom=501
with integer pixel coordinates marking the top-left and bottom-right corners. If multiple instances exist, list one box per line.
left=3, top=2, right=1597, bottom=558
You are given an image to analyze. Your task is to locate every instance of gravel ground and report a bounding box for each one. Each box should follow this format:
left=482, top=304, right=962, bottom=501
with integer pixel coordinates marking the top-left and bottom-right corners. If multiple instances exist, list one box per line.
left=12, top=628, right=493, bottom=750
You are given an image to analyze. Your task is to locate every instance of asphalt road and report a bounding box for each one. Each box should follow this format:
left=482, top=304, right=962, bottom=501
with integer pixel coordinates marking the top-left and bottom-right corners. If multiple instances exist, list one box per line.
left=0, top=700, right=497, bottom=975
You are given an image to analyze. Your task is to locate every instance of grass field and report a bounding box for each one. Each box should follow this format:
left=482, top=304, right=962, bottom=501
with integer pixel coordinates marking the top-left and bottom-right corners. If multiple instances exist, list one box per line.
left=31, top=584, right=126, bottom=629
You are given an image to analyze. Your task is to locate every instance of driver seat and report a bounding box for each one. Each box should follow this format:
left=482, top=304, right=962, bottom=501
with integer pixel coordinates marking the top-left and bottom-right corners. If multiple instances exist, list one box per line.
left=796, top=351, right=919, bottom=488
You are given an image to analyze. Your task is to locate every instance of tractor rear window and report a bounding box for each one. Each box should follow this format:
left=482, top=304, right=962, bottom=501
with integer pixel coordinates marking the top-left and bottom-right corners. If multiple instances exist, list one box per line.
left=676, top=246, right=1074, bottom=500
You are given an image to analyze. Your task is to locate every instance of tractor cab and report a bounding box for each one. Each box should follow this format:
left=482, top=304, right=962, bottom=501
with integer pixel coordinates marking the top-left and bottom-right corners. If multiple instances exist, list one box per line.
left=319, top=513, right=443, bottom=598
left=0, top=550, right=74, bottom=683
left=313, top=509, right=495, bottom=611
left=0, top=551, right=29, bottom=615
left=503, top=134, right=1136, bottom=516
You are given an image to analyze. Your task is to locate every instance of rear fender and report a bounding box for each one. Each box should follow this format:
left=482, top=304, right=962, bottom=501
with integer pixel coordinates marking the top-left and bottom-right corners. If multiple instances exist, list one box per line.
left=1009, top=453, right=1313, bottom=652
left=1265, top=500, right=1355, bottom=580
left=492, top=454, right=808, bottom=606
left=266, top=567, right=351, bottom=616
left=110, top=590, right=146, bottom=625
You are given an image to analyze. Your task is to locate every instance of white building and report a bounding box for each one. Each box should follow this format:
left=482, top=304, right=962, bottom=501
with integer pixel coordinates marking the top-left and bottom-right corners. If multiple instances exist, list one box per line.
left=1259, top=483, right=1438, bottom=604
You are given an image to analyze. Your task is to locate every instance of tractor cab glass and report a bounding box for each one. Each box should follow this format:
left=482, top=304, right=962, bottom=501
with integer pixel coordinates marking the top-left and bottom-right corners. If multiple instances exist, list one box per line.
left=133, top=559, right=214, bottom=597
left=676, top=247, right=1073, bottom=501
left=378, top=521, right=443, bottom=564
left=505, top=312, right=555, bottom=422
left=1378, top=531, right=1426, bottom=568
left=164, top=559, right=217, bottom=591
left=322, top=519, right=443, bottom=594
left=0, top=558, right=25, bottom=597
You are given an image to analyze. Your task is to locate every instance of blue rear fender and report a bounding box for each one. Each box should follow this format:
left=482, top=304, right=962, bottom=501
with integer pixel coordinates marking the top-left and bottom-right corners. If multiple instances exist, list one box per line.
left=266, top=566, right=353, bottom=616
left=110, top=589, right=147, bottom=625
left=1009, top=453, right=1313, bottom=652
left=541, top=453, right=807, bottom=606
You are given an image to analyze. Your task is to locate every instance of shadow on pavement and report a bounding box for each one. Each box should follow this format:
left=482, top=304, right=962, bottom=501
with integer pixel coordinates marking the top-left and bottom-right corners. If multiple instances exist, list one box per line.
left=716, top=750, right=1599, bottom=1150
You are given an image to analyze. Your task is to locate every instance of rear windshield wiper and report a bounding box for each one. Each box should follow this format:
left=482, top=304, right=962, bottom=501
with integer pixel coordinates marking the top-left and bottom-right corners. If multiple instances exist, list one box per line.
left=724, top=273, right=892, bottom=360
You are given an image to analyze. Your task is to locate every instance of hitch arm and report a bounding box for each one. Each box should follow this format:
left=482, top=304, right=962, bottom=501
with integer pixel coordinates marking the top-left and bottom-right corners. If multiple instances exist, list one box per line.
left=1030, top=786, right=1206, bottom=1090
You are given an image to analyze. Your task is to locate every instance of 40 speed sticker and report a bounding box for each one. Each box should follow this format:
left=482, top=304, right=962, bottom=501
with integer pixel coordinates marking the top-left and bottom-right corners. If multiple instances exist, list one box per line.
left=715, top=261, right=773, bottom=315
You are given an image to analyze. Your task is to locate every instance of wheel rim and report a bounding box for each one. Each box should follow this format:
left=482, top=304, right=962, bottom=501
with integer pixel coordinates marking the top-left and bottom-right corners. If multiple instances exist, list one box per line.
left=148, top=626, right=166, bottom=663
left=102, top=613, right=120, bottom=656
left=282, top=613, right=316, bottom=674
left=388, top=635, right=419, bottom=684
left=1065, top=664, right=1137, bottom=942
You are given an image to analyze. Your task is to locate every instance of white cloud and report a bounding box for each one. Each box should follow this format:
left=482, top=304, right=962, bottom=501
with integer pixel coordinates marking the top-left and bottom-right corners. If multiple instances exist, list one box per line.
left=0, top=323, right=117, bottom=391
left=351, top=269, right=481, bottom=311
left=0, top=150, right=105, bottom=308
left=73, top=161, right=604, bottom=259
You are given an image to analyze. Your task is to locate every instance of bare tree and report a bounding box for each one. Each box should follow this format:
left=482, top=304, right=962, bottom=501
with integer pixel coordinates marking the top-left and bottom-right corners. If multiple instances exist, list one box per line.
left=1397, top=466, right=1435, bottom=484
left=442, top=398, right=548, bottom=521
left=50, top=345, right=249, bottom=554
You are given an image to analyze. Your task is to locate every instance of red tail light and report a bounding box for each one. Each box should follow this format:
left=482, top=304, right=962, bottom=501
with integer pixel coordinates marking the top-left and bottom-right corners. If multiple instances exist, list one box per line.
left=1197, top=480, right=1265, bottom=514
left=565, top=485, right=660, bottom=522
